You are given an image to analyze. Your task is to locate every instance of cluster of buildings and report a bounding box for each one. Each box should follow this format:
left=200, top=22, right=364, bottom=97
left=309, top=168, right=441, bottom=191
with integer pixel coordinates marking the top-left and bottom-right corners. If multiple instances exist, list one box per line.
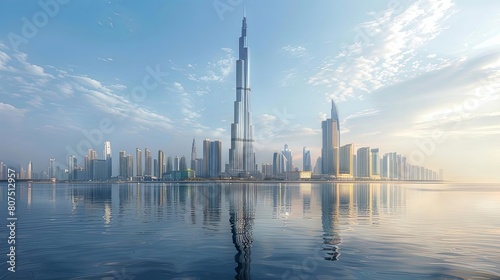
left=1, top=16, right=442, bottom=182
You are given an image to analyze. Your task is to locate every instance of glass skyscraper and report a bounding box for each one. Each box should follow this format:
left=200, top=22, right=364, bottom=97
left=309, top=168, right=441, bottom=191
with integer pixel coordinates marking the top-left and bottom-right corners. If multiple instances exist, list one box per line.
left=229, top=16, right=256, bottom=174
left=321, top=100, right=340, bottom=176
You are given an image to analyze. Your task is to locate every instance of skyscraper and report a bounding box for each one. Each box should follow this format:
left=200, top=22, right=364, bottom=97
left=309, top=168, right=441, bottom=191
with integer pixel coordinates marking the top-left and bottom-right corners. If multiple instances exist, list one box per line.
left=191, top=138, right=196, bottom=171
left=371, top=148, right=380, bottom=179
left=68, top=156, right=76, bottom=180
left=229, top=16, right=256, bottom=174
left=179, top=156, right=187, bottom=171
left=136, top=148, right=142, bottom=178
left=166, top=156, right=173, bottom=173
left=49, top=158, right=56, bottom=179
left=127, top=154, right=133, bottom=179
left=356, top=147, right=372, bottom=179
left=303, top=146, right=312, bottom=172
left=282, top=143, right=292, bottom=173
left=119, top=150, right=127, bottom=179
left=158, top=150, right=165, bottom=179
left=272, top=151, right=286, bottom=175
left=27, top=161, right=32, bottom=180
left=203, top=139, right=210, bottom=178
left=144, top=148, right=152, bottom=176
left=103, top=141, right=112, bottom=178
left=339, top=144, right=354, bottom=177
left=173, top=156, right=180, bottom=172
left=321, top=100, right=340, bottom=176
left=209, top=140, right=222, bottom=178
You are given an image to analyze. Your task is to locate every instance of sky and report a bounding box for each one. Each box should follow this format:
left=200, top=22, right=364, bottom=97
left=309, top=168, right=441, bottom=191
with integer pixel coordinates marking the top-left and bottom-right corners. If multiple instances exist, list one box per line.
left=0, top=0, right=499, bottom=182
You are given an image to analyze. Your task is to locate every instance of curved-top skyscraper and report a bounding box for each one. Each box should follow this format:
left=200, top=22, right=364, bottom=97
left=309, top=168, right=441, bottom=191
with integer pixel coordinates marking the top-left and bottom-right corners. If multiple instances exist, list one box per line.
left=322, top=100, right=340, bottom=176
left=229, top=16, right=256, bottom=174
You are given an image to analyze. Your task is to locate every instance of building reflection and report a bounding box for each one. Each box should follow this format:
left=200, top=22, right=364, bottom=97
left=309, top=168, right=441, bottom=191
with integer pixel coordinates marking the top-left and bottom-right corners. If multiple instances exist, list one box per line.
left=203, top=184, right=222, bottom=231
left=227, top=183, right=256, bottom=280
left=320, top=184, right=341, bottom=261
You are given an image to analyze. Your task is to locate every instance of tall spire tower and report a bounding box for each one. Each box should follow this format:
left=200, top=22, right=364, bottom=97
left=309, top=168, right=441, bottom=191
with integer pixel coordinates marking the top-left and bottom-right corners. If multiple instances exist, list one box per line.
left=229, top=16, right=256, bottom=174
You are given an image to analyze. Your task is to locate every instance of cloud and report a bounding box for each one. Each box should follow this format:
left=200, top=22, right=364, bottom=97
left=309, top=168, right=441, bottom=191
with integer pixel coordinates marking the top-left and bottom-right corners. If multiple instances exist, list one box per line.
left=308, top=0, right=457, bottom=101
left=197, top=48, right=235, bottom=82
left=170, top=82, right=204, bottom=129
left=352, top=50, right=500, bottom=141
left=282, top=45, right=307, bottom=57
left=0, top=102, right=26, bottom=118
left=0, top=51, right=12, bottom=70
left=280, top=68, right=298, bottom=87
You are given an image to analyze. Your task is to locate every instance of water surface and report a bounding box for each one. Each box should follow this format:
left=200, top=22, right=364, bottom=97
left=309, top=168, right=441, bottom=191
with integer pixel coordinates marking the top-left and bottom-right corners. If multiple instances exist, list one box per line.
left=1, top=182, right=499, bottom=279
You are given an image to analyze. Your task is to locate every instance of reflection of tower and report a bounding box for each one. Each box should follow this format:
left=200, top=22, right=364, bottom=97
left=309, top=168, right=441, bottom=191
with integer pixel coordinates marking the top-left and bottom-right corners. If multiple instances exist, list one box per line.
left=203, top=184, right=222, bottom=229
left=320, top=184, right=341, bottom=261
left=228, top=184, right=256, bottom=279
left=27, top=183, right=32, bottom=207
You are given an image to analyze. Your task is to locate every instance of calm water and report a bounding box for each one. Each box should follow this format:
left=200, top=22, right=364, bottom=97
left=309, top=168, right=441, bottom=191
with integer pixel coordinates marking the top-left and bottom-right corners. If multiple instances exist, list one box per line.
left=1, top=182, right=500, bottom=279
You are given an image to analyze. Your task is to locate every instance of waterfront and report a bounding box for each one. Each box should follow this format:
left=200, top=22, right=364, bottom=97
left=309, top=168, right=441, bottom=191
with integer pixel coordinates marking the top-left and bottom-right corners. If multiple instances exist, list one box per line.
left=1, top=182, right=499, bottom=279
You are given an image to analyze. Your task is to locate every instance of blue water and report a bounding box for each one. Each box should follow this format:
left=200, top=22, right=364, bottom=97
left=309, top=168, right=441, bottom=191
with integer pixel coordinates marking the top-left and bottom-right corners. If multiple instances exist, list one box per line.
left=1, top=182, right=499, bottom=279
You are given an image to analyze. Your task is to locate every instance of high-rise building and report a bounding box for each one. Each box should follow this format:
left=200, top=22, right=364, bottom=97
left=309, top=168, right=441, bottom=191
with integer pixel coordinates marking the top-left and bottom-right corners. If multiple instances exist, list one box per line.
left=86, top=149, right=97, bottom=180
left=371, top=148, right=380, bottom=179
left=282, top=143, right=292, bottom=173
left=229, top=16, right=256, bottom=174
left=179, top=156, right=187, bottom=171
left=103, top=141, right=112, bottom=178
left=356, top=147, right=372, bottom=179
left=173, top=156, right=180, bottom=172
left=261, top=163, right=273, bottom=176
left=272, top=151, right=286, bottom=175
left=313, top=156, right=322, bottom=174
left=49, top=158, right=56, bottom=179
left=68, top=156, right=76, bottom=180
left=136, top=148, right=142, bottom=178
left=302, top=146, right=312, bottom=172
left=209, top=140, right=222, bottom=178
left=144, top=148, right=152, bottom=177
left=201, top=139, right=222, bottom=178
left=158, top=150, right=165, bottom=179
left=27, top=161, right=32, bottom=180
left=166, top=156, right=173, bottom=173
left=203, top=139, right=211, bottom=177
left=339, top=144, right=354, bottom=177
left=153, top=159, right=158, bottom=178
left=92, top=159, right=108, bottom=181
left=119, top=150, right=127, bottom=179
left=191, top=138, right=197, bottom=171
left=321, top=100, right=340, bottom=176
left=127, top=154, right=133, bottom=179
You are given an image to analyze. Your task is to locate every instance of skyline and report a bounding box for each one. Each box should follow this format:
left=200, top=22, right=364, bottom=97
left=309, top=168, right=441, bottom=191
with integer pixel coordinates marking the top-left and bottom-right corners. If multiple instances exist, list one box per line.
left=0, top=1, right=499, bottom=182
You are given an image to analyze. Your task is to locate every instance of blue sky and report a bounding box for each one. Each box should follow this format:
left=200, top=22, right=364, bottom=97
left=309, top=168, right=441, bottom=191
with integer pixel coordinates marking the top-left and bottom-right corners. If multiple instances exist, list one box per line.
left=0, top=0, right=499, bottom=182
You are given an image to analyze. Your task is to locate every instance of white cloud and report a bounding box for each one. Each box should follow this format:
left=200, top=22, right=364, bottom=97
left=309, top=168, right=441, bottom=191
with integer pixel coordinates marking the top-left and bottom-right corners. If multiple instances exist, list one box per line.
left=282, top=45, right=307, bottom=57
left=0, top=102, right=26, bottom=117
left=198, top=48, right=235, bottom=82
left=309, top=0, right=456, bottom=101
